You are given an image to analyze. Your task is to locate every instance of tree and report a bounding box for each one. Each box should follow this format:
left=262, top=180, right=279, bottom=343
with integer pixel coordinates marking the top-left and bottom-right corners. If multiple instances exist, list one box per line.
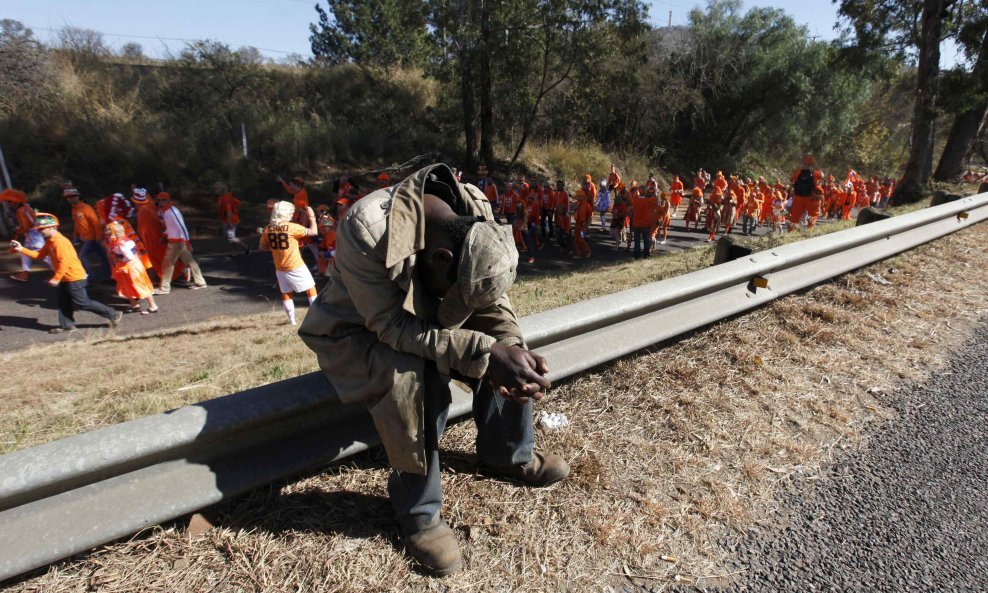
left=0, top=20, right=51, bottom=117
left=309, top=0, right=434, bottom=68
left=934, top=5, right=988, bottom=181
left=120, top=42, right=145, bottom=61
left=308, top=0, right=647, bottom=173
left=56, top=26, right=110, bottom=56
left=644, top=1, right=866, bottom=171
left=838, top=0, right=959, bottom=204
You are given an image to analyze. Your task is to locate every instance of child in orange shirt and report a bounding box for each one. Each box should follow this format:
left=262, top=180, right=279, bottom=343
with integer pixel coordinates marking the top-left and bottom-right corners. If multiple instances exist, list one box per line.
left=106, top=221, right=159, bottom=315
left=572, top=191, right=593, bottom=259
left=11, top=213, right=122, bottom=333
left=259, top=201, right=319, bottom=325
left=656, top=192, right=671, bottom=245
left=316, top=212, right=337, bottom=276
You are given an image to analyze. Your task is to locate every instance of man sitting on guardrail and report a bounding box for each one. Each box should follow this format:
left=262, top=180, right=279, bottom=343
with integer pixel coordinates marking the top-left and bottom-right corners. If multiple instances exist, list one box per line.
left=299, top=163, right=569, bottom=577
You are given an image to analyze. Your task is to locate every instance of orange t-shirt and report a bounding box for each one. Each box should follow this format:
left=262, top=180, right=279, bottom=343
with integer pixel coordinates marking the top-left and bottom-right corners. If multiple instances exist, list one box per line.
left=72, top=202, right=102, bottom=242
left=656, top=198, right=670, bottom=223
left=260, top=222, right=310, bottom=272
left=217, top=192, right=241, bottom=225
left=22, top=232, right=87, bottom=283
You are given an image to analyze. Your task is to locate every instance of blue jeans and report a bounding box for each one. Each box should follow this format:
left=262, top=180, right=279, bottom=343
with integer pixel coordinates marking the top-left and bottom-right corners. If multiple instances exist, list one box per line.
left=78, top=240, right=111, bottom=280
left=388, top=364, right=534, bottom=532
left=633, top=227, right=651, bottom=258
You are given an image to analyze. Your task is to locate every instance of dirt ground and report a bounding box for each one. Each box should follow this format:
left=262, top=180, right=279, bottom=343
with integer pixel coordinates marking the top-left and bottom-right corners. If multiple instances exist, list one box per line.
left=2, top=214, right=986, bottom=591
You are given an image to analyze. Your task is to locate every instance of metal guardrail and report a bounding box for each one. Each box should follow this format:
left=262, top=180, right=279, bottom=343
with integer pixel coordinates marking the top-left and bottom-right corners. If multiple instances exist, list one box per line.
left=1, top=194, right=986, bottom=581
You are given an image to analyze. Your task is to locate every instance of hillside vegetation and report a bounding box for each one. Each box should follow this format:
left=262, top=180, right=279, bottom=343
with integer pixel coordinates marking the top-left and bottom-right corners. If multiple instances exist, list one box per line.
left=0, top=0, right=984, bottom=214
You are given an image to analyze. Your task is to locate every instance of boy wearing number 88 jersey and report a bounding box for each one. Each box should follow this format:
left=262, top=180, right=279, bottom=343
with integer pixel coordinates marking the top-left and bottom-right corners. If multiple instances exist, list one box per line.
left=260, top=201, right=319, bottom=325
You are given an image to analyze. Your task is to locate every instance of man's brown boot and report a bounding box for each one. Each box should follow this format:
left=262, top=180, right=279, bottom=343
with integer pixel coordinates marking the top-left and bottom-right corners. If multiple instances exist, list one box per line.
left=480, top=451, right=569, bottom=487
left=405, top=520, right=462, bottom=576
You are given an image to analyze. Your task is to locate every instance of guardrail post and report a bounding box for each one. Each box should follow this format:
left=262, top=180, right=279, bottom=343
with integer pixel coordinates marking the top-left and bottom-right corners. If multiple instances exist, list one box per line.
left=929, top=190, right=964, bottom=207
left=856, top=207, right=892, bottom=226
left=712, top=235, right=754, bottom=265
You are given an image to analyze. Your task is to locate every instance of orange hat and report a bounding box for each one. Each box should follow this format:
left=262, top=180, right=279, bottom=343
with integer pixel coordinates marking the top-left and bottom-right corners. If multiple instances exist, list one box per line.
left=0, top=188, right=27, bottom=204
left=692, top=188, right=703, bottom=197
left=712, top=187, right=723, bottom=197
left=155, top=192, right=171, bottom=201
left=33, top=212, right=59, bottom=229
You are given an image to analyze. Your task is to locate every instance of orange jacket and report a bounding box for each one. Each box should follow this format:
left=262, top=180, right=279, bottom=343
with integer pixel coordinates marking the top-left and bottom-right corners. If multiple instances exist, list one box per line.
left=71, top=202, right=102, bottom=242
left=21, top=232, right=87, bottom=283
left=670, top=178, right=684, bottom=194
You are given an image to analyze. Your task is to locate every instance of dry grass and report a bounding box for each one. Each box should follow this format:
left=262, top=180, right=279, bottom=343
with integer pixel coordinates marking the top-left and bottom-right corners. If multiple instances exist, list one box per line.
left=3, top=215, right=987, bottom=592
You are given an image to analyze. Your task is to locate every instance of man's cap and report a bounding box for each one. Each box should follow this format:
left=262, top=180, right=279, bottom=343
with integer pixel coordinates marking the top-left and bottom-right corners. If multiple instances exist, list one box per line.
left=33, top=212, right=59, bottom=229
left=62, top=187, right=80, bottom=198
left=438, top=221, right=518, bottom=329
left=270, top=200, right=295, bottom=223
left=131, top=188, right=149, bottom=203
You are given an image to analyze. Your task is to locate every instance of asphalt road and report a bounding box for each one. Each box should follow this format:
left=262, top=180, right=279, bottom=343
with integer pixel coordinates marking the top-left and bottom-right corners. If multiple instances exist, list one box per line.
left=0, top=214, right=779, bottom=352
left=652, top=320, right=988, bottom=593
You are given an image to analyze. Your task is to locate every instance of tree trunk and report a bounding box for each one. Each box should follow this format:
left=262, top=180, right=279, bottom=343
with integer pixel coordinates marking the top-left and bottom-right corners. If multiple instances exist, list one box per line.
left=479, top=0, right=495, bottom=170
left=934, top=28, right=988, bottom=181
left=892, top=0, right=945, bottom=206
left=460, top=50, right=478, bottom=173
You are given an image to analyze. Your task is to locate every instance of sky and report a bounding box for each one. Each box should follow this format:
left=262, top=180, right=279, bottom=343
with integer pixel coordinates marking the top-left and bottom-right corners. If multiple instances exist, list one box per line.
left=4, top=0, right=966, bottom=67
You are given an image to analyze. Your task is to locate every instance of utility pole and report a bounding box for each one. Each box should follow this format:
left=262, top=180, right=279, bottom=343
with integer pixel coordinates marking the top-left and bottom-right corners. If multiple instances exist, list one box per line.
left=668, top=10, right=672, bottom=27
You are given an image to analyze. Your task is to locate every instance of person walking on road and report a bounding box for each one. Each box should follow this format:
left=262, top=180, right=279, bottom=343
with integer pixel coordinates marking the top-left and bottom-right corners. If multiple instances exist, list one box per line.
left=214, top=181, right=250, bottom=256
left=10, top=213, right=122, bottom=333
left=259, top=201, right=319, bottom=325
left=153, top=192, right=207, bottom=294
left=2, top=189, right=45, bottom=282
left=64, top=187, right=112, bottom=281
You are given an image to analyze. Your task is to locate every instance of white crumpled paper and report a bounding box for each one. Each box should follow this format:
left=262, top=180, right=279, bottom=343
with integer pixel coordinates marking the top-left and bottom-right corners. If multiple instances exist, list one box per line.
left=537, top=410, right=570, bottom=431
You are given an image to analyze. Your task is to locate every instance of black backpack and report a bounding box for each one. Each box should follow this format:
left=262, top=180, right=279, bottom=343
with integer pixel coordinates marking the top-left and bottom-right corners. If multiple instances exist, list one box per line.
left=793, top=169, right=814, bottom=196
